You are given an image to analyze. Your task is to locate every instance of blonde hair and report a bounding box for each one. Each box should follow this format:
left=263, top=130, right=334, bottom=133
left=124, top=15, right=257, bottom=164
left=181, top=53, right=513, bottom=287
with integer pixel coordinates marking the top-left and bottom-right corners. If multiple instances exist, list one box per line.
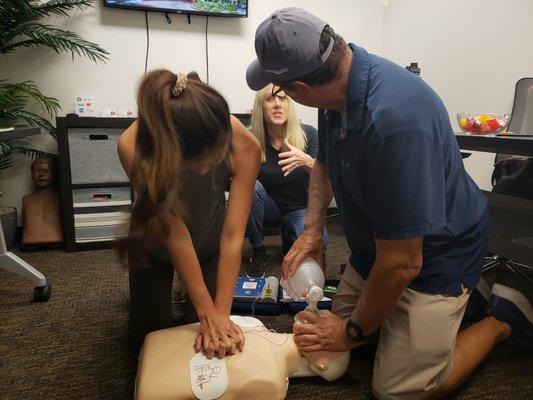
left=250, top=84, right=307, bottom=162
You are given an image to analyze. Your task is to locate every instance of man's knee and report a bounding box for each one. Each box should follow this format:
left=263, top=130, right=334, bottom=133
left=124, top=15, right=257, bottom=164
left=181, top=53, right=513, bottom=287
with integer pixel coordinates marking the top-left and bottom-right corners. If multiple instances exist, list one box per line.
left=372, top=369, right=451, bottom=400
left=371, top=347, right=453, bottom=400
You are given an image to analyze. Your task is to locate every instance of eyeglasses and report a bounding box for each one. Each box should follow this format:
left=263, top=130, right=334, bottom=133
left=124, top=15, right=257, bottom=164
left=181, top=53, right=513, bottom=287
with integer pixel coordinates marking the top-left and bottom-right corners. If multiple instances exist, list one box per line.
left=271, top=84, right=285, bottom=97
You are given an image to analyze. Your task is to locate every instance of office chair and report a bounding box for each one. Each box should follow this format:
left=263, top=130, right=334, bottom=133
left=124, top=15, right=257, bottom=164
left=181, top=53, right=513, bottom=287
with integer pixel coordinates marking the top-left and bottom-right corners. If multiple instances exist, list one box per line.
left=492, top=78, right=533, bottom=184
left=478, top=78, right=533, bottom=303
left=0, top=223, right=52, bottom=301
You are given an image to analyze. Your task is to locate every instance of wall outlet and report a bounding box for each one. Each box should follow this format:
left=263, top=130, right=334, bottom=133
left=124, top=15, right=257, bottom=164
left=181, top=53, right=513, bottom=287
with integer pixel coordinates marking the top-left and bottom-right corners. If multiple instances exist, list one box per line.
left=117, top=108, right=135, bottom=118
left=101, top=108, right=118, bottom=117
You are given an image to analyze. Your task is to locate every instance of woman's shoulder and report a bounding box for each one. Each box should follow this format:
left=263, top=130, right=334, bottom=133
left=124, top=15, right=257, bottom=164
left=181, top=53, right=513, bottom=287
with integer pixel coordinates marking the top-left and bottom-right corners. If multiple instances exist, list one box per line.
left=300, top=123, right=318, bottom=140
left=229, top=115, right=260, bottom=165
left=300, top=123, right=318, bottom=133
left=118, top=120, right=138, bottom=148
left=117, top=120, right=138, bottom=172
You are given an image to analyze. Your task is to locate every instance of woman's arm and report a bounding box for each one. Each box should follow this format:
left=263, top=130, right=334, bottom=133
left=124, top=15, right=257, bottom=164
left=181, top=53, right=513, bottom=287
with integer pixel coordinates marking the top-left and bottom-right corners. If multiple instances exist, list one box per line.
left=117, top=120, right=138, bottom=182
left=215, top=115, right=261, bottom=314
left=117, top=120, right=240, bottom=358
left=165, top=218, right=217, bottom=319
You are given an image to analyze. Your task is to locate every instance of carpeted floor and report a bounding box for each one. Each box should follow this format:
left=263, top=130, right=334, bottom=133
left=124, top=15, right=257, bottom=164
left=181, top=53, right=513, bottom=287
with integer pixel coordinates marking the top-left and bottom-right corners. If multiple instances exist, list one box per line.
left=0, top=216, right=532, bottom=400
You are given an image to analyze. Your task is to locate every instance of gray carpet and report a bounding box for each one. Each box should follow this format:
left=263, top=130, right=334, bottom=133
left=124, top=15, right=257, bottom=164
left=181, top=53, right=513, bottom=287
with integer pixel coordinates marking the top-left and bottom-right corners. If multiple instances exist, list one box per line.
left=0, top=216, right=532, bottom=400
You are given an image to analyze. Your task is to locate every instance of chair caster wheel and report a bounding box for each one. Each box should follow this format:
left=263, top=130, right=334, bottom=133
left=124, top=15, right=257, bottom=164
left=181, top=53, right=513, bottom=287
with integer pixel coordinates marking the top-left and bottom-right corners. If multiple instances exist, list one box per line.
left=33, top=282, right=52, bottom=302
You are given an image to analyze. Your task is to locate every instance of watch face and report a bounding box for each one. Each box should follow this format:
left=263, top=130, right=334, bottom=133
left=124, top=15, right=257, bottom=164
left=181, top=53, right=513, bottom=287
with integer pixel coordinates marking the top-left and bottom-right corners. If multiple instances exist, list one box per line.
left=346, top=320, right=360, bottom=342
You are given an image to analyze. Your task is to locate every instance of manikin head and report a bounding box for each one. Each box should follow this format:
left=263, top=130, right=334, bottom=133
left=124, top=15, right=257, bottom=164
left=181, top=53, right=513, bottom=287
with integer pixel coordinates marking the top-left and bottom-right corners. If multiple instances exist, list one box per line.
left=31, top=157, right=56, bottom=190
left=246, top=7, right=349, bottom=110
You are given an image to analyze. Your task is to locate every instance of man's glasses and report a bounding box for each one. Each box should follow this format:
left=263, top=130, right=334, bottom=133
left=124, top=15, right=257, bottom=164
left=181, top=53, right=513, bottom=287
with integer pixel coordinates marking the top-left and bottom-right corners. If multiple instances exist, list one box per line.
left=271, top=84, right=285, bottom=97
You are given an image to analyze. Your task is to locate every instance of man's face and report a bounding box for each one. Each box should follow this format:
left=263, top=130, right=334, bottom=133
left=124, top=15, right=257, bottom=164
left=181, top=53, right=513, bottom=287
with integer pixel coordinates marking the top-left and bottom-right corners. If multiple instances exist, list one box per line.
left=281, top=84, right=325, bottom=109
left=31, top=159, right=55, bottom=189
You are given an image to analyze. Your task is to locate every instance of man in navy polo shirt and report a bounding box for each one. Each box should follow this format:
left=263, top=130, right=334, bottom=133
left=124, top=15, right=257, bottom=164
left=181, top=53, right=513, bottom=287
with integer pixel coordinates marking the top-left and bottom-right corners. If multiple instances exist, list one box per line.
left=246, top=8, right=532, bottom=400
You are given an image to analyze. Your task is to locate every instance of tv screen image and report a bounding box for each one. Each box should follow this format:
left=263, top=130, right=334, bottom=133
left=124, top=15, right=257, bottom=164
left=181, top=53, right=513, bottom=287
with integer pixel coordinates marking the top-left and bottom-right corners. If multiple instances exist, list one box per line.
left=104, top=0, right=248, bottom=17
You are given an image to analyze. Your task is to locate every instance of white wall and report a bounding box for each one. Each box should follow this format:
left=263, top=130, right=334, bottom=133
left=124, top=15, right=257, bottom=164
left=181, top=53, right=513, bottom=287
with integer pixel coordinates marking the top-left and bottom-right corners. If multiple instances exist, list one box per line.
left=382, top=0, right=533, bottom=190
left=1, top=0, right=384, bottom=223
left=7, top=0, right=530, bottom=223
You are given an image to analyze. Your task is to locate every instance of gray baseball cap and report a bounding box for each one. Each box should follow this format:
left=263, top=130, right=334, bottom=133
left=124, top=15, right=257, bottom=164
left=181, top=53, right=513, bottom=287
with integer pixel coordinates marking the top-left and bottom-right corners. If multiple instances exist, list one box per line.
left=246, top=7, right=334, bottom=91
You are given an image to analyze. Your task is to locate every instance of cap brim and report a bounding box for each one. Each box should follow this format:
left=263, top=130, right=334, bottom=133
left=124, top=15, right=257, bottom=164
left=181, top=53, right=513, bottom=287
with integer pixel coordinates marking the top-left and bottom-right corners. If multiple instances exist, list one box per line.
left=246, top=59, right=271, bottom=91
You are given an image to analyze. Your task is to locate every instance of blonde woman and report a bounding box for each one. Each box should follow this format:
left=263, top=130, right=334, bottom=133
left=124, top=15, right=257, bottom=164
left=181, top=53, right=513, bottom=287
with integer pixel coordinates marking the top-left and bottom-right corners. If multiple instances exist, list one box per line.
left=245, top=84, right=328, bottom=277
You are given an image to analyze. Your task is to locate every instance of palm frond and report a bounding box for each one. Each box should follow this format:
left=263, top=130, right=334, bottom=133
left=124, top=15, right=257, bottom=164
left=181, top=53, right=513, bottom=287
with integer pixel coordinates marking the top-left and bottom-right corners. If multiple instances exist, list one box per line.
left=6, top=110, right=58, bottom=140
left=0, top=138, right=56, bottom=171
left=33, top=0, right=95, bottom=18
left=2, top=23, right=109, bottom=63
left=0, top=80, right=60, bottom=116
left=0, top=1, right=95, bottom=36
left=0, top=140, right=18, bottom=171
left=16, top=147, right=57, bottom=160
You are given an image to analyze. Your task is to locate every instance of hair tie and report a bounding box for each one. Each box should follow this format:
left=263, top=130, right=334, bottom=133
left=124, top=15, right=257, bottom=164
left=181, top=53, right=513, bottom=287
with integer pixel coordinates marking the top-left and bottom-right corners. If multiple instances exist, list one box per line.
left=171, top=73, right=187, bottom=98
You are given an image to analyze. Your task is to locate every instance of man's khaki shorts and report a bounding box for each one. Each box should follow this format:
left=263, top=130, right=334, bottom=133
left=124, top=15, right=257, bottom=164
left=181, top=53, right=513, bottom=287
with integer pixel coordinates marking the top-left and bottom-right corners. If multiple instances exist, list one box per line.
left=332, top=265, right=470, bottom=400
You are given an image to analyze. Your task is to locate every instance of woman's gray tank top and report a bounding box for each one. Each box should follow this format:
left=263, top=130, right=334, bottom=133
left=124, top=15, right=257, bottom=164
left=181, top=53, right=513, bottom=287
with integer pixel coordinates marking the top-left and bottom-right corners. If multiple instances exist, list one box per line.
left=151, top=149, right=231, bottom=264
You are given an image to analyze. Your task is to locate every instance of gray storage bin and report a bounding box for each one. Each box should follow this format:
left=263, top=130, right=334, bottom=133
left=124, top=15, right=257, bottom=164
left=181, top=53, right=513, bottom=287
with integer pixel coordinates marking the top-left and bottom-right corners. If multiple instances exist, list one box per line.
left=68, top=128, right=129, bottom=184
left=74, top=225, right=128, bottom=243
left=72, top=187, right=131, bottom=243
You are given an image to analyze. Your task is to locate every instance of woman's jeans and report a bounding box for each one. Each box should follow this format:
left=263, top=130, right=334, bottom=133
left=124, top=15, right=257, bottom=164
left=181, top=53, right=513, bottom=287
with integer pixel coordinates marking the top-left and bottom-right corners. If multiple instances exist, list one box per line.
left=246, top=180, right=328, bottom=255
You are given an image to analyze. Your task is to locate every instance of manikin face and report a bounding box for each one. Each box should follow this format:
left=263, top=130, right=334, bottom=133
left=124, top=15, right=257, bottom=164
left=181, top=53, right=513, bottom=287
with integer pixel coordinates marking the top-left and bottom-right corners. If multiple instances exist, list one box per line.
left=31, top=158, right=55, bottom=189
left=262, top=87, right=289, bottom=127
left=183, top=140, right=228, bottom=176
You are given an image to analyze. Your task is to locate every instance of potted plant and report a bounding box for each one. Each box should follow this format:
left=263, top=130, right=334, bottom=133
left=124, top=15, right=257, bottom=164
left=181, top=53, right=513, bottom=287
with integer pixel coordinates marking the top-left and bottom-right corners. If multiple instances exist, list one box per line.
left=0, top=0, right=108, bottom=248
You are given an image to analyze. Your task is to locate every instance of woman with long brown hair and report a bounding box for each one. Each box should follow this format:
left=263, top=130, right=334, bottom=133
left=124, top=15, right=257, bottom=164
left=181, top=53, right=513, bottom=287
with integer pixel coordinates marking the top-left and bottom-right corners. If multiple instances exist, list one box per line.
left=117, top=70, right=260, bottom=358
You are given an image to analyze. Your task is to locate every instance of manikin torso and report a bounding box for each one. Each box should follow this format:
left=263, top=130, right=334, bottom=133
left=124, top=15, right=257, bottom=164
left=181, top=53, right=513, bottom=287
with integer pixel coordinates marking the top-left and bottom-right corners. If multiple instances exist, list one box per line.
left=22, top=158, right=63, bottom=246
left=22, top=188, right=63, bottom=245
left=135, top=317, right=349, bottom=400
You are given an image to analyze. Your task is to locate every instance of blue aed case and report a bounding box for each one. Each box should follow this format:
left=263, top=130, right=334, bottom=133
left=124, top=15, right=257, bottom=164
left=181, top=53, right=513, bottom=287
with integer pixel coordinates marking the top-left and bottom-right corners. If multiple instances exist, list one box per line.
left=233, top=277, right=266, bottom=302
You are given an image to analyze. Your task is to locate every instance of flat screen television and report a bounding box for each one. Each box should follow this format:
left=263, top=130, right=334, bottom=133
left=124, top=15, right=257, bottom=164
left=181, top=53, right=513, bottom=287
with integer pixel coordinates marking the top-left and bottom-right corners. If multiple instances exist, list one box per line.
left=104, top=0, right=248, bottom=18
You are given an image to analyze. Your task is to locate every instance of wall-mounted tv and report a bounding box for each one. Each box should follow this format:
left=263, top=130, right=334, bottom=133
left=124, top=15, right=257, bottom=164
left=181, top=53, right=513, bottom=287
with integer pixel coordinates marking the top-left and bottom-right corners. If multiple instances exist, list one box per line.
left=104, top=0, right=248, bottom=18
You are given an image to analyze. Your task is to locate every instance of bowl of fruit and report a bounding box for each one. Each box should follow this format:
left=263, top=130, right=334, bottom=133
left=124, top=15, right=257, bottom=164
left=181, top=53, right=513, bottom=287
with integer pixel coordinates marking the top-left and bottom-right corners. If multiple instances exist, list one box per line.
left=457, top=113, right=511, bottom=135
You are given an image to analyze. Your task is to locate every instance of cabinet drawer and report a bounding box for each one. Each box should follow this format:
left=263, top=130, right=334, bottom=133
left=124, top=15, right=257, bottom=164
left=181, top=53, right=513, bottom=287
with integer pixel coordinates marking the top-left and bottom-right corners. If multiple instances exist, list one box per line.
left=72, top=187, right=131, bottom=243
left=68, top=128, right=129, bottom=184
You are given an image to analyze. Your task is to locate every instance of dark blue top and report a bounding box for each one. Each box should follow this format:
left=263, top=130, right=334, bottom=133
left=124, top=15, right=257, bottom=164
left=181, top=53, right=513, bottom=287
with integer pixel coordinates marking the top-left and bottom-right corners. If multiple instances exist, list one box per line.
left=317, top=44, right=490, bottom=294
left=259, top=124, right=318, bottom=214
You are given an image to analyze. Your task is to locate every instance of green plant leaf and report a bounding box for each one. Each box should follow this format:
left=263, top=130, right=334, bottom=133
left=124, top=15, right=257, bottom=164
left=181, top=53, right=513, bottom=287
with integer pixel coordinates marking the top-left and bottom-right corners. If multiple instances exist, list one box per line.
left=0, top=80, right=61, bottom=116
left=7, top=110, right=58, bottom=140
left=2, top=23, right=109, bottom=63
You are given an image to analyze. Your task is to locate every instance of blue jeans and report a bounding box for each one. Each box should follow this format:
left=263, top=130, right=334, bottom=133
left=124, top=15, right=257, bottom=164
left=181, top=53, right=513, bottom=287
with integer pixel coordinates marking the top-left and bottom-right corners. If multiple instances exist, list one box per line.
left=246, top=181, right=328, bottom=255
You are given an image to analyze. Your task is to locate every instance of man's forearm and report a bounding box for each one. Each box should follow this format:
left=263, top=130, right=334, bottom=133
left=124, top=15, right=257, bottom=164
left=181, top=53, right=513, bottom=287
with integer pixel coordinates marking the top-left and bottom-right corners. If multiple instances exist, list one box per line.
left=352, top=262, right=418, bottom=336
left=304, top=160, right=333, bottom=231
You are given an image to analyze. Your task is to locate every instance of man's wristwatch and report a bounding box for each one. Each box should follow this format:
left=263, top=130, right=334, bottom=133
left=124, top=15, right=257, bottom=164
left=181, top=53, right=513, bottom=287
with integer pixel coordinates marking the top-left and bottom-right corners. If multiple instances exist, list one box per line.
left=345, top=318, right=370, bottom=343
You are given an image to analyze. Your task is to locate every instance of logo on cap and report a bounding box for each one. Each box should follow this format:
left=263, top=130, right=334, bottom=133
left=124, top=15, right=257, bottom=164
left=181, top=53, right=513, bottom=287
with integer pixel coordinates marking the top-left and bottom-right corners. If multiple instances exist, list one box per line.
left=263, top=67, right=289, bottom=75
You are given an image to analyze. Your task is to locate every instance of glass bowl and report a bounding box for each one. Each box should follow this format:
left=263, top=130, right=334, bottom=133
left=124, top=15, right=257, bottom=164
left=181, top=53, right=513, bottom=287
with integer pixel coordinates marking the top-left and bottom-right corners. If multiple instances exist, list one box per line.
left=457, top=113, right=511, bottom=135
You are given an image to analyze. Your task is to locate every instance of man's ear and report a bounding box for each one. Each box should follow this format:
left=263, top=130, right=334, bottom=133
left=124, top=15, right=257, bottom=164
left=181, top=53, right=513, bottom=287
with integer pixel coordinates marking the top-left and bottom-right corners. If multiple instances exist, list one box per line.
left=291, top=80, right=312, bottom=93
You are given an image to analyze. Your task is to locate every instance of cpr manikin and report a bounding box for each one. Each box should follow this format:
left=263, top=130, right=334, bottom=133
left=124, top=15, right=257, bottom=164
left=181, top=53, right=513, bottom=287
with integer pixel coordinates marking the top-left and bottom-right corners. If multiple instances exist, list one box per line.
left=135, top=260, right=349, bottom=400
left=135, top=316, right=349, bottom=400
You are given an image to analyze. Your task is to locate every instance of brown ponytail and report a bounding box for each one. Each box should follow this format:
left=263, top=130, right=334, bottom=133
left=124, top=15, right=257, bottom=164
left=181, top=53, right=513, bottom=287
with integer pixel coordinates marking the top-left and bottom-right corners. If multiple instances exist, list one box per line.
left=124, top=69, right=231, bottom=268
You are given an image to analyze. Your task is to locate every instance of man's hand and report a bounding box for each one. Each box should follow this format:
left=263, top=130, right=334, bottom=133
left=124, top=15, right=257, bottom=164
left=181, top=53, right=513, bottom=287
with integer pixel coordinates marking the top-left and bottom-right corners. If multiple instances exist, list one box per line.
left=278, top=139, right=314, bottom=176
left=293, top=310, right=362, bottom=352
left=195, top=313, right=245, bottom=359
left=281, top=227, right=325, bottom=279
